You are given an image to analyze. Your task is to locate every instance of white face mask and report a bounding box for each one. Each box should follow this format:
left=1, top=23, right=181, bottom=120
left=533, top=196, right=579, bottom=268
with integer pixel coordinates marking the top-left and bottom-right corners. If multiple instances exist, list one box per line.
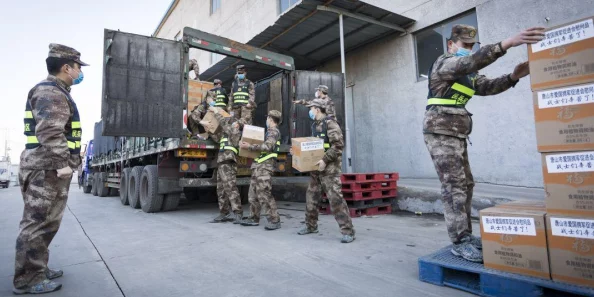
left=315, top=91, right=320, bottom=98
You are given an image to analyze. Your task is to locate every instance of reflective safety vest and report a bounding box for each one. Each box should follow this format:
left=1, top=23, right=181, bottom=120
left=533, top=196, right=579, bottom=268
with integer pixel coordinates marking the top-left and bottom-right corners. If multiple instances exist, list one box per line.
left=219, top=136, right=238, bottom=154
left=211, top=87, right=228, bottom=107
left=24, top=82, right=82, bottom=154
left=255, top=138, right=280, bottom=164
left=426, top=58, right=477, bottom=108
left=312, top=120, right=331, bottom=151
left=232, top=82, right=250, bottom=106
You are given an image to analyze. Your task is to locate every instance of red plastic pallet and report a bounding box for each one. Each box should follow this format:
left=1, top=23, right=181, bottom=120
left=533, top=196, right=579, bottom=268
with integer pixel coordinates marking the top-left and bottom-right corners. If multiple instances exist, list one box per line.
left=341, top=181, right=397, bottom=192
left=319, top=204, right=393, bottom=217
left=341, top=172, right=399, bottom=183
left=350, top=205, right=392, bottom=217
left=342, top=189, right=397, bottom=201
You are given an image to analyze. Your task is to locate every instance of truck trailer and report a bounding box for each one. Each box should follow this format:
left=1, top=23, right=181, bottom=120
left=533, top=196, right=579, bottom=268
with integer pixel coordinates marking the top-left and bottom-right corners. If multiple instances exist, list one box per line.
left=85, top=27, right=346, bottom=213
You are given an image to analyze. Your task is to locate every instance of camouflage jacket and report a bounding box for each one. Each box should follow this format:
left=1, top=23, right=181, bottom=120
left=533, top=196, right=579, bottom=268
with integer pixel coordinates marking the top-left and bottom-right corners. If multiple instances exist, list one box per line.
left=423, top=43, right=518, bottom=138
left=188, top=102, right=208, bottom=134
left=249, top=126, right=280, bottom=168
left=20, top=75, right=81, bottom=170
left=212, top=113, right=241, bottom=163
left=316, top=118, right=343, bottom=175
left=295, top=96, right=336, bottom=118
left=229, top=79, right=256, bottom=109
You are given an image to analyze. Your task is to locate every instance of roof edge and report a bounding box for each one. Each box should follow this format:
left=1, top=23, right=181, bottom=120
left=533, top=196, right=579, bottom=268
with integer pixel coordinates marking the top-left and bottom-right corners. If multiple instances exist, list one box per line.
left=153, top=0, right=180, bottom=37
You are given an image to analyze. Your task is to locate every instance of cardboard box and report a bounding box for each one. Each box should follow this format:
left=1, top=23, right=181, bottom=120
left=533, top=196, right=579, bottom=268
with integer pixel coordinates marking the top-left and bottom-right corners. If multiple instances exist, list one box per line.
left=546, top=214, right=594, bottom=287
left=528, top=17, right=594, bottom=91
left=200, top=108, right=230, bottom=134
left=187, top=80, right=214, bottom=112
left=239, top=125, right=265, bottom=159
left=480, top=206, right=550, bottom=279
left=291, top=137, right=325, bottom=172
left=542, top=151, right=594, bottom=216
left=533, top=83, right=594, bottom=152
left=497, top=200, right=546, bottom=210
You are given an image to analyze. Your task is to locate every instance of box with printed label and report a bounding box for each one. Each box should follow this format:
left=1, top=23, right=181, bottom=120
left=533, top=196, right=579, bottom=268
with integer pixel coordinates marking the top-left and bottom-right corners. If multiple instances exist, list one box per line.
left=480, top=206, right=550, bottom=279
left=533, top=83, right=594, bottom=152
left=200, top=108, right=231, bottom=134
left=542, top=151, right=594, bottom=216
left=528, top=16, right=594, bottom=91
left=291, top=137, right=325, bottom=172
left=239, top=125, right=265, bottom=159
left=546, top=214, right=594, bottom=287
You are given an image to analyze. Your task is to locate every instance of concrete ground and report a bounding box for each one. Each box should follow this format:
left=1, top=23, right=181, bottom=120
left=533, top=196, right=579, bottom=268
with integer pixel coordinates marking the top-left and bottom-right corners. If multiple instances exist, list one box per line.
left=0, top=184, right=478, bottom=297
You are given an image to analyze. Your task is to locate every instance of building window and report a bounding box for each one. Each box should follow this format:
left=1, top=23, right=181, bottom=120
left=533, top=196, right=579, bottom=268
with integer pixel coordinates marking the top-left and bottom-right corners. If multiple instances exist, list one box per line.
left=211, top=52, right=224, bottom=65
left=211, top=0, right=221, bottom=15
left=279, top=0, right=299, bottom=15
left=414, top=11, right=479, bottom=80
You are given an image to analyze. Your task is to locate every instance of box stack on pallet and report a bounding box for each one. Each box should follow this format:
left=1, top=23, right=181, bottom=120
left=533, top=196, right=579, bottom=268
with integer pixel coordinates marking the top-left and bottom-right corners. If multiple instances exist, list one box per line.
left=320, top=172, right=399, bottom=217
left=419, top=16, right=594, bottom=297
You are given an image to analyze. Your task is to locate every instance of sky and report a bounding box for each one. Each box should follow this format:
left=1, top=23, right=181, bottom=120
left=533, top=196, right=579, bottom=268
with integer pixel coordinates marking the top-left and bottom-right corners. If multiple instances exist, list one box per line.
left=0, top=0, right=172, bottom=164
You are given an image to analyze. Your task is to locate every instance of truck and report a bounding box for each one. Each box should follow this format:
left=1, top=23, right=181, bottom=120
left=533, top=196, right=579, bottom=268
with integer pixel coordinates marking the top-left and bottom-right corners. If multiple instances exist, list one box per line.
left=78, top=140, right=94, bottom=193
left=84, top=27, right=346, bottom=213
left=0, top=157, right=10, bottom=188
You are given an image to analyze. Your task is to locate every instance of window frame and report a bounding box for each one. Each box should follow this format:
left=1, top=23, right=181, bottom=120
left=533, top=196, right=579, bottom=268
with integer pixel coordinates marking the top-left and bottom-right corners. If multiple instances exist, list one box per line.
left=211, top=0, right=221, bottom=15
left=414, top=10, right=479, bottom=81
left=278, top=0, right=299, bottom=15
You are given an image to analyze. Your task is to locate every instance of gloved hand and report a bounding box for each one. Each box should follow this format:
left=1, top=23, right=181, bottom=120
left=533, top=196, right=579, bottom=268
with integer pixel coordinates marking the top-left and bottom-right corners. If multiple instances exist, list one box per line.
left=57, top=166, right=73, bottom=179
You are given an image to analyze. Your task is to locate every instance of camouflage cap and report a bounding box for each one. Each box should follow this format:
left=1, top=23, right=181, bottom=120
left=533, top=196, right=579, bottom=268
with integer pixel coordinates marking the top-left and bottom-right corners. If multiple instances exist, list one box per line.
left=315, top=85, right=329, bottom=94
left=306, top=99, right=327, bottom=109
left=268, top=110, right=282, bottom=124
left=236, top=65, right=246, bottom=72
left=450, top=24, right=479, bottom=44
left=48, top=43, right=89, bottom=66
left=213, top=79, right=222, bottom=84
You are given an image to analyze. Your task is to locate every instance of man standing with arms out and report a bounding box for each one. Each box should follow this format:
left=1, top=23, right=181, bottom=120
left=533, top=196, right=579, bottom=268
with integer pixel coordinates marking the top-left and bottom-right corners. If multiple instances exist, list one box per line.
left=239, top=110, right=283, bottom=230
left=205, top=79, right=229, bottom=111
left=229, top=65, right=256, bottom=125
left=207, top=106, right=243, bottom=224
left=298, top=99, right=355, bottom=243
left=14, top=44, right=88, bottom=294
left=423, top=25, right=544, bottom=262
left=293, top=85, right=336, bottom=119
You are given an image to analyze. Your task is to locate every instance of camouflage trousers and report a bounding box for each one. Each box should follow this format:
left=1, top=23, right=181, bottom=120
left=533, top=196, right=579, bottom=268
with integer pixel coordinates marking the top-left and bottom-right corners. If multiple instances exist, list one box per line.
left=424, top=133, right=475, bottom=243
left=305, top=172, right=354, bottom=236
left=232, top=106, right=253, bottom=126
left=216, top=163, right=242, bottom=215
left=247, top=161, right=280, bottom=223
left=14, top=169, right=72, bottom=288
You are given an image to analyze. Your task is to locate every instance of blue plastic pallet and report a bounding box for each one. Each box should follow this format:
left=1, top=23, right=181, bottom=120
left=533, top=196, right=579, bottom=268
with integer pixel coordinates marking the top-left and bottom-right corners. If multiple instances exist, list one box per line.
left=419, top=246, right=594, bottom=297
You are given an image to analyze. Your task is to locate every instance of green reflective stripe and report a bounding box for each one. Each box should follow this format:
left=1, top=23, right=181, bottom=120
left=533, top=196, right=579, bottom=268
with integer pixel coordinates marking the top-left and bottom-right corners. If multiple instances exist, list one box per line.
left=234, top=99, right=249, bottom=103
left=324, top=143, right=330, bottom=149
left=26, top=136, right=39, bottom=144
left=256, top=153, right=278, bottom=163
left=215, top=102, right=227, bottom=106
left=220, top=138, right=228, bottom=142
left=68, top=141, right=76, bottom=149
left=427, top=98, right=463, bottom=106
left=76, top=141, right=81, bottom=148
left=71, top=122, right=81, bottom=129
left=25, top=111, right=33, bottom=119
left=216, top=95, right=226, bottom=99
left=234, top=92, right=249, bottom=96
left=224, top=146, right=238, bottom=154
left=451, top=83, right=475, bottom=97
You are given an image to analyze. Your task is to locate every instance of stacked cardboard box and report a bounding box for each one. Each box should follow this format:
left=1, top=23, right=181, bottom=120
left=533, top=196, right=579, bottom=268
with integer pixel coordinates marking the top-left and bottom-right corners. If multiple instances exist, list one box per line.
left=480, top=16, right=594, bottom=286
left=530, top=16, right=594, bottom=287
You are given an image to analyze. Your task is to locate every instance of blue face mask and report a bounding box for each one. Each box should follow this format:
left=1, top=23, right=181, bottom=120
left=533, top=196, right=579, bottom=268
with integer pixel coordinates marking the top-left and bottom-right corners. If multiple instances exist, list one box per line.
left=237, top=74, right=245, bottom=80
left=308, top=110, right=316, bottom=120
left=209, top=101, right=216, bottom=107
left=70, top=68, right=84, bottom=85
left=453, top=44, right=472, bottom=57
left=266, top=121, right=269, bottom=128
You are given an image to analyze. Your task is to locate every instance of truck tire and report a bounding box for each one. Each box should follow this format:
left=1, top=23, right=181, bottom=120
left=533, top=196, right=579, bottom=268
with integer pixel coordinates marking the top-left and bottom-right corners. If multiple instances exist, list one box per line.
left=82, top=173, right=92, bottom=194
left=91, top=173, right=99, bottom=196
left=162, top=193, right=181, bottom=212
left=140, top=165, right=163, bottom=213
left=119, top=168, right=131, bottom=205
left=128, top=166, right=144, bottom=209
left=183, top=187, right=199, bottom=201
left=97, top=172, right=110, bottom=197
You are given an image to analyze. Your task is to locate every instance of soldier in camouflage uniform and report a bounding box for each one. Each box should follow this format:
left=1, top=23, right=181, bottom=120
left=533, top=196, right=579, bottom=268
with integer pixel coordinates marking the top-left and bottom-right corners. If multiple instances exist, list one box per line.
left=423, top=25, right=544, bottom=262
left=298, top=99, right=355, bottom=243
left=229, top=65, right=256, bottom=125
left=189, top=58, right=200, bottom=81
left=187, top=79, right=225, bottom=136
left=204, top=79, right=229, bottom=112
left=14, top=44, right=88, bottom=294
left=206, top=106, right=243, bottom=223
left=239, top=110, right=282, bottom=230
left=293, top=85, right=336, bottom=119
